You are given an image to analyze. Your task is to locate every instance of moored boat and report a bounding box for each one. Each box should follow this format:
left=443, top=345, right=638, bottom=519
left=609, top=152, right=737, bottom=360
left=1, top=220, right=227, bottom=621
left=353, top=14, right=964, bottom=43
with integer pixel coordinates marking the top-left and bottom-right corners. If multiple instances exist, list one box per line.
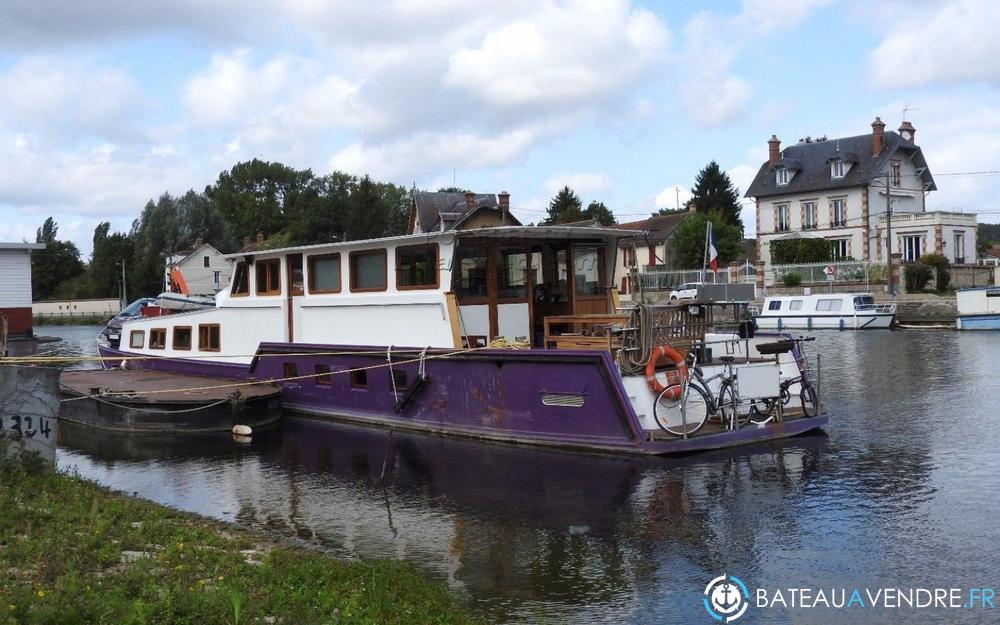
left=96, top=226, right=828, bottom=455
left=956, top=287, right=1000, bottom=330
left=754, top=293, right=895, bottom=330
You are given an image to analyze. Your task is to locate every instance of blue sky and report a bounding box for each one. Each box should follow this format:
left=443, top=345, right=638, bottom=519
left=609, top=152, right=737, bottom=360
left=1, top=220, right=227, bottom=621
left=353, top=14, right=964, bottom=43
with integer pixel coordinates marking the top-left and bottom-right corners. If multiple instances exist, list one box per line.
left=2, top=0, right=998, bottom=256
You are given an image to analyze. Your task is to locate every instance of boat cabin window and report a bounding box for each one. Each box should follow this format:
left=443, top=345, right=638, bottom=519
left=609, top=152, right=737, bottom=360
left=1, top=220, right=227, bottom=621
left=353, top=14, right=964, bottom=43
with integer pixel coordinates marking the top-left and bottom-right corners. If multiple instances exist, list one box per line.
left=149, top=328, right=167, bottom=350
left=231, top=261, right=250, bottom=296
left=988, top=289, right=1000, bottom=298
left=853, top=296, right=875, bottom=308
left=198, top=324, right=221, bottom=351
left=315, top=365, right=332, bottom=386
left=497, top=247, right=529, bottom=300
left=308, top=254, right=341, bottom=293
left=351, top=369, right=367, bottom=388
left=350, top=249, right=387, bottom=292
left=816, top=298, right=843, bottom=312
left=255, top=259, right=281, bottom=296
left=573, top=246, right=606, bottom=296
left=172, top=326, right=192, bottom=350
left=454, top=245, right=488, bottom=300
left=129, top=330, right=145, bottom=349
left=789, top=300, right=803, bottom=310
left=390, top=369, right=408, bottom=391
left=768, top=300, right=782, bottom=310
left=396, top=244, right=439, bottom=289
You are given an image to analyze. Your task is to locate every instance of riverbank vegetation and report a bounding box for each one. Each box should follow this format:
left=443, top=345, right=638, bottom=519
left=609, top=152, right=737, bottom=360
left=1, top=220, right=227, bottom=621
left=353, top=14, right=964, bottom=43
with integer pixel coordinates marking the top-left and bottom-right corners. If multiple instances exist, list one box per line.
left=0, top=450, right=477, bottom=625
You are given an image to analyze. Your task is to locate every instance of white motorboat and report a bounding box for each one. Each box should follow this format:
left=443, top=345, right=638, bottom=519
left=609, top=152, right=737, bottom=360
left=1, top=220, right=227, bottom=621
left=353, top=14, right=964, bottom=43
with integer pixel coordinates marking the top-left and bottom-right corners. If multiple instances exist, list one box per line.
left=753, top=293, right=895, bottom=330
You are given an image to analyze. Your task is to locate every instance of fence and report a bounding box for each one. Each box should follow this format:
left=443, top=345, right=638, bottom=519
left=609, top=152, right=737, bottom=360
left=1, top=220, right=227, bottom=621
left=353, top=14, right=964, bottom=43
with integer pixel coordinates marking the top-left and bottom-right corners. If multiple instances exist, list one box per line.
left=768, top=261, right=883, bottom=288
left=637, top=261, right=755, bottom=291
left=903, top=263, right=995, bottom=291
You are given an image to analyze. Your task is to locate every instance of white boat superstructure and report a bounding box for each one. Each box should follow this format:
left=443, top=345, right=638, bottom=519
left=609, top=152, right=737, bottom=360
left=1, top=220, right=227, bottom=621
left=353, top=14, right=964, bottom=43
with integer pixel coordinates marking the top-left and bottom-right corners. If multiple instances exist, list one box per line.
left=956, top=287, right=1000, bottom=330
left=754, top=293, right=895, bottom=330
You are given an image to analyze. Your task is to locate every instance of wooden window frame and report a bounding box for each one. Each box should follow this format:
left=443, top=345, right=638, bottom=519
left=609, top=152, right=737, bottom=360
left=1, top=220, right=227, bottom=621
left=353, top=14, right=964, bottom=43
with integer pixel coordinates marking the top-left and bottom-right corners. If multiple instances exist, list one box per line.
left=231, top=261, right=250, bottom=297
left=395, top=243, right=440, bottom=290
left=129, top=330, right=145, bottom=349
left=172, top=326, right=192, bottom=351
left=315, top=364, right=332, bottom=386
left=255, top=258, right=282, bottom=296
left=349, top=249, right=388, bottom=293
left=307, top=253, right=342, bottom=294
left=452, top=243, right=489, bottom=305
left=198, top=323, right=221, bottom=352
left=149, top=328, right=167, bottom=350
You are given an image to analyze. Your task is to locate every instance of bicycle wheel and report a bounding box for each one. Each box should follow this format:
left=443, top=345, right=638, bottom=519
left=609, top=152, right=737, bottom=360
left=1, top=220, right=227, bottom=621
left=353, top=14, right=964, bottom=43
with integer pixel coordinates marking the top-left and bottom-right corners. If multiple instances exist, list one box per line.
left=799, top=382, right=819, bottom=417
left=718, top=380, right=749, bottom=428
left=748, top=399, right=774, bottom=424
left=654, top=383, right=710, bottom=437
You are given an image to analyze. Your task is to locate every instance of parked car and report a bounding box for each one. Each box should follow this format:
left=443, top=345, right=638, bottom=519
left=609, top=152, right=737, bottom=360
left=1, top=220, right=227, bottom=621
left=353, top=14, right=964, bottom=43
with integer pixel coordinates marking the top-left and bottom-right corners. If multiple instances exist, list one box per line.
left=668, top=282, right=704, bottom=300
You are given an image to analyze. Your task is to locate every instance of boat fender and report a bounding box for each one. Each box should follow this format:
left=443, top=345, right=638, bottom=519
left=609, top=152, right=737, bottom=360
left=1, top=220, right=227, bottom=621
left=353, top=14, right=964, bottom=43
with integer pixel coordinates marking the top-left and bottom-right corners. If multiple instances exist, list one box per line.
left=232, top=434, right=252, bottom=445
left=232, top=424, right=253, bottom=437
left=644, top=345, right=688, bottom=399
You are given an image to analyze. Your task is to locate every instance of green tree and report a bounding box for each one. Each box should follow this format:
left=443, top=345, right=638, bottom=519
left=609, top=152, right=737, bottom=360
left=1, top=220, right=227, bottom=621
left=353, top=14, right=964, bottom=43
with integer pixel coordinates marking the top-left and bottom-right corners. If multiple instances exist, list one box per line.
left=583, top=201, right=616, bottom=226
left=87, top=222, right=134, bottom=299
left=542, top=186, right=584, bottom=225
left=31, top=218, right=84, bottom=300
left=205, top=159, right=314, bottom=241
left=345, top=175, right=388, bottom=241
left=672, top=210, right=742, bottom=269
left=178, top=190, right=236, bottom=252
left=769, top=238, right=836, bottom=264
left=129, top=194, right=188, bottom=298
left=687, top=161, right=744, bottom=235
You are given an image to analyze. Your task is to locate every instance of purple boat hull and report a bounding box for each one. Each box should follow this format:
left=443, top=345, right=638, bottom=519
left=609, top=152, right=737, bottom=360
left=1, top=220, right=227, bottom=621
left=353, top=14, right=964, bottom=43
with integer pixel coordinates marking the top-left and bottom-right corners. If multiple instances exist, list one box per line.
left=98, top=343, right=828, bottom=455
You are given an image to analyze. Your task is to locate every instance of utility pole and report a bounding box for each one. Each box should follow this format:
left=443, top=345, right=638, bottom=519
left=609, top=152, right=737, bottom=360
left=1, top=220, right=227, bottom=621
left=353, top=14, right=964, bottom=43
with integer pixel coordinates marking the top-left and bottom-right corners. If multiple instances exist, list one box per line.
left=120, top=259, right=128, bottom=309
left=675, top=186, right=680, bottom=211
left=884, top=175, right=894, bottom=297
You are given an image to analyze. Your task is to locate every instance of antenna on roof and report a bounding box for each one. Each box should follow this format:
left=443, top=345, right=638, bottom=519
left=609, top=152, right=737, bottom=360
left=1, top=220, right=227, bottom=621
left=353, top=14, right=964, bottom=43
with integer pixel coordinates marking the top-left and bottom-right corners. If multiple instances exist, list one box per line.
left=902, top=105, right=921, bottom=121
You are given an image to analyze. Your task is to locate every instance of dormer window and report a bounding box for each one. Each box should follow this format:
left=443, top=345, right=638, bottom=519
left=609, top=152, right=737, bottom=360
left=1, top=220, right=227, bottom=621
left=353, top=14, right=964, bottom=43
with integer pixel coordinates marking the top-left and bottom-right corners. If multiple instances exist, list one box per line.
left=831, top=160, right=847, bottom=179
left=776, top=167, right=789, bottom=185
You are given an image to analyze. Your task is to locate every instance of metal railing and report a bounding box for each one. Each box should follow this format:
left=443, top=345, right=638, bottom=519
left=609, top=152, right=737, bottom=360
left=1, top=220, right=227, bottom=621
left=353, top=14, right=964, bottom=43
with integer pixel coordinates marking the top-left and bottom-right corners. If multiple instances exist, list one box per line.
left=638, top=262, right=755, bottom=291
left=768, top=261, right=882, bottom=287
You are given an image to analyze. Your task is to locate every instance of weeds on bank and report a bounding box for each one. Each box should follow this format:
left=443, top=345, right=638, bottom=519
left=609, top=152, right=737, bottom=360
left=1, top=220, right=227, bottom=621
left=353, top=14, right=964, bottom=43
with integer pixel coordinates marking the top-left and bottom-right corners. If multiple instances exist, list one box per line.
left=0, top=447, right=477, bottom=625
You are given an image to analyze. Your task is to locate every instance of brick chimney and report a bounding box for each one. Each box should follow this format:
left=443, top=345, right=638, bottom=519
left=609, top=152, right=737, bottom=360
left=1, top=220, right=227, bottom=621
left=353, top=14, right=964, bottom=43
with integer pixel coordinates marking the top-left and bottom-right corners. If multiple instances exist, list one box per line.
left=768, top=135, right=781, bottom=166
left=498, top=191, right=510, bottom=221
left=871, top=117, right=886, bottom=155
left=898, top=120, right=916, bottom=143
left=464, top=191, right=476, bottom=211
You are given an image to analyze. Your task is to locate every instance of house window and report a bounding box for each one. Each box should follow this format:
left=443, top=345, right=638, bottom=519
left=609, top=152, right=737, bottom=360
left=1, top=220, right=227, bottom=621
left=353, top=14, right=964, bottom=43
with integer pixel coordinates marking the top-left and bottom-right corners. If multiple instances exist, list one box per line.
left=954, top=234, right=966, bottom=264
left=308, top=254, right=342, bottom=293
left=231, top=261, right=250, bottom=296
left=831, top=198, right=846, bottom=227
left=902, top=235, right=922, bottom=262
left=149, top=328, right=167, bottom=350
left=768, top=300, right=782, bottom=311
left=831, top=160, right=847, bottom=179
left=776, top=204, right=789, bottom=232
left=255, top=259, right=282, bottom=295
left=315, top=364, right=332, bottom=386
left=349, top=249, right=387, bottom=292
left=213, top=271, right=221, bottom=287
left=816, top=299, right=843, bottom=312
left=789, top=300, right=803, bottom=311
left=172, top=326, right=192, bottom=350
left=891, top=160, right=902, bottom=187
left=203, top=256, right=210, bottom=268
left=776, top=167, right=789, bottom=185
left=802, top=201, right=817, bottom=229
left=498, top=248, right=529, bottom=300
left=831, top=238, right=849, bottom=260
left=396, top=244, right=438, bottom=289
left=129, top=330, right=145, bottom=349
left=198, top=324, right=221, bottom=351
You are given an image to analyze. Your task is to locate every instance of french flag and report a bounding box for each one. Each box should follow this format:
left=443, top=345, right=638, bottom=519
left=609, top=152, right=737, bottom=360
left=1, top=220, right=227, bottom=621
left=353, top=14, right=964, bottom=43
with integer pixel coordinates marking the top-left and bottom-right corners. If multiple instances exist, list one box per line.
left=708, top=230, right=719, bottom=271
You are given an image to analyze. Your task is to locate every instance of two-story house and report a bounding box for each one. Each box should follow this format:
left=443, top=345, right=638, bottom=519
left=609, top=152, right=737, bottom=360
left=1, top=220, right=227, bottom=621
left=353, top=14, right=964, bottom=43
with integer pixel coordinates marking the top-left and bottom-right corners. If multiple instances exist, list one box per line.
left=746, top=117, right=977, bottom=269
left=164, top=240, right=233, bottom=296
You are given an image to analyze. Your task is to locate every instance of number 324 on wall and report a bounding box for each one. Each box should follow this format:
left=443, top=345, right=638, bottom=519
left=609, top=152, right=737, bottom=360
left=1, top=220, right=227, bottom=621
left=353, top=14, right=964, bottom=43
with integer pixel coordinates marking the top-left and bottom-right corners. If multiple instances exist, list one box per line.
left=0, top=415, right=53, bottom=440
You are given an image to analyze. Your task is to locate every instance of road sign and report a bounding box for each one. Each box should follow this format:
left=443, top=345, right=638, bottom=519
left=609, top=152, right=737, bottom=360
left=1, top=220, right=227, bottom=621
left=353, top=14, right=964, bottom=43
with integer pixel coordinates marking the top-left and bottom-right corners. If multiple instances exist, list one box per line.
left=824, top=265, right=837, bottom=280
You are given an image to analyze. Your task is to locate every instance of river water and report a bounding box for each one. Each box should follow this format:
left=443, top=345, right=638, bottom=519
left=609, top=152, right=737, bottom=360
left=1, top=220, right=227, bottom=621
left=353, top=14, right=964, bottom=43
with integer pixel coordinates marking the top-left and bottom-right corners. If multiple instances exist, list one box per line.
left=40, top=324, right=1000, bottom=624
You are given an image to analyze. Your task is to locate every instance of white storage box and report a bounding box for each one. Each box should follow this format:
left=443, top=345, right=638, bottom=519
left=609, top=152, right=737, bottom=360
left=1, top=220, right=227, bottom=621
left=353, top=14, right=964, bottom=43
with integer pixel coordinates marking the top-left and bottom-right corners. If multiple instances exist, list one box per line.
left=735, top=363, right=780, bottom=399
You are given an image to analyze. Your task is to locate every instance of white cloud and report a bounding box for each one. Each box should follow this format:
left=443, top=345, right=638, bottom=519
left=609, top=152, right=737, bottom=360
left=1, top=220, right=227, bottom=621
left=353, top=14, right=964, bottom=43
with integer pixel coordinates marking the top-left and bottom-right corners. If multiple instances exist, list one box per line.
left=544, top=172, right=612, bottom=197
left=870, top=0, right=1000, bottom=89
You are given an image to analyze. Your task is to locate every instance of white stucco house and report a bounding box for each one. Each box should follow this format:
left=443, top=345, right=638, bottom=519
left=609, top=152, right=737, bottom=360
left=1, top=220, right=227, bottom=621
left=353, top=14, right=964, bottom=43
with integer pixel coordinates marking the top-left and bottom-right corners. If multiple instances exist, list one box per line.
left=746, top=117, right=977, bottom=269
left=164, top=240, right=233, bottom=296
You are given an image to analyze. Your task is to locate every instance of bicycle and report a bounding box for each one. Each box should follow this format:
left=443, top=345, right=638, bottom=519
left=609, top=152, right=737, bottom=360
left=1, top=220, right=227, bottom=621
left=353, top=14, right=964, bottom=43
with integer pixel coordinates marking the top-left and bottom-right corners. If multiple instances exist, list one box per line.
left=747, top=336, right=819, bottom=423
left=652, top=340, right=750, bottom=437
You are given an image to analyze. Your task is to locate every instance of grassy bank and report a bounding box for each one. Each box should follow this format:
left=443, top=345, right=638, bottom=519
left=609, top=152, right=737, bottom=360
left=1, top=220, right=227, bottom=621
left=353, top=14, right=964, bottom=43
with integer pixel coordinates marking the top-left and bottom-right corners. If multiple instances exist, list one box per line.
left=34, top=315, right=109, bottom=326
left=0, top=451, right=478, bottom=625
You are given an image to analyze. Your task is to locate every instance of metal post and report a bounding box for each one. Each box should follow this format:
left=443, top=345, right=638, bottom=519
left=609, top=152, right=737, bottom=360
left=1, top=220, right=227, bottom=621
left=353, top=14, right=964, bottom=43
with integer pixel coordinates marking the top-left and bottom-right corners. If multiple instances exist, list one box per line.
left=885, top=176, right=894, bottom=297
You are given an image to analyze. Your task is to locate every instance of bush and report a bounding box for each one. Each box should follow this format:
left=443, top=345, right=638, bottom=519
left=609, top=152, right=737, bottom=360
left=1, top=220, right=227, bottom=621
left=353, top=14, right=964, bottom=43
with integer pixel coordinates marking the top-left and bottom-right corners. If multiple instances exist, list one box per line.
left=918, top=253, right=951, bottom=291
left=905, top=264, right=932, bottom=292
left=770, top=238, right=836, bottom=264
left=782, top=272, right=802, bottom=287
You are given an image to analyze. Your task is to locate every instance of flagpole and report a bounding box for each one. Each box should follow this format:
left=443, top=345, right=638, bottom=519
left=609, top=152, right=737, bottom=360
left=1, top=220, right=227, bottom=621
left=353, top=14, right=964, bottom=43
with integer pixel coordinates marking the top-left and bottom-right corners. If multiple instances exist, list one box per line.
left=702, top=221, right=710, bottom=283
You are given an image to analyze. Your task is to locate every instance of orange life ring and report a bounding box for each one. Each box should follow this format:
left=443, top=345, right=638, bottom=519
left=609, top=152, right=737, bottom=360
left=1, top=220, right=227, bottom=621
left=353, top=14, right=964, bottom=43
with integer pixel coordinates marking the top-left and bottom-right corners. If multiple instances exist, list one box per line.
left=645, top=345, right=688, bottom=399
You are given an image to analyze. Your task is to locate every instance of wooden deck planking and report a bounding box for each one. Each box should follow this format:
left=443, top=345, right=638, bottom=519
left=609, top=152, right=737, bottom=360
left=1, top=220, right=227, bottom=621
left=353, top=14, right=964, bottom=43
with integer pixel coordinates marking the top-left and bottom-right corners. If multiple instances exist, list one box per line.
left=60, top=369, right=279, bottom=403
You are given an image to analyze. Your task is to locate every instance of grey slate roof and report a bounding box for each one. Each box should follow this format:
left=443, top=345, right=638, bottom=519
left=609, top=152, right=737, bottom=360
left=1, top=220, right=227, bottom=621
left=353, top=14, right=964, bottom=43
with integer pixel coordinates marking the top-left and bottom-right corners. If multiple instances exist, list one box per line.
left=412, top=192, right=505, bottom=233
left=744, top=131, right=937, bottom=199
left=614, top=212, right=691, bottom=243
